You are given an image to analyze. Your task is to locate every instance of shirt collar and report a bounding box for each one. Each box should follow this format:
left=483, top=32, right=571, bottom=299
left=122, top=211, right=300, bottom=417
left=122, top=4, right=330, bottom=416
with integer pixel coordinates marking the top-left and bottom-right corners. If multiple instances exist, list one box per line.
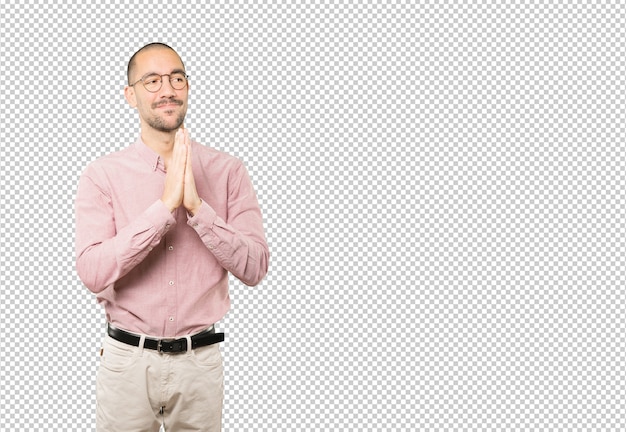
left=134, top=136, right=166, bottom=173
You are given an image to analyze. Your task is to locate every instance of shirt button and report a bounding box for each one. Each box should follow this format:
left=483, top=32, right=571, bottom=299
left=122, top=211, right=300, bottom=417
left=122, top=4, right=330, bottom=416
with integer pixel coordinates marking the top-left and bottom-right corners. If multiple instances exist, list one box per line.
left=165, top=224, right=171, bottom=229
left=169, top=317, right=174, bottom=322
left=169, top=281, right=174, bottom=286
left=168, top=246, right=174, bottom=251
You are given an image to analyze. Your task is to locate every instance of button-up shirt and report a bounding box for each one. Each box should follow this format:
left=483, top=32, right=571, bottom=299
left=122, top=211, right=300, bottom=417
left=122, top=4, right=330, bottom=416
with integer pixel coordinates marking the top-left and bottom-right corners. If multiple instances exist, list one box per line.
left=75, top=137, right=269, bottom=338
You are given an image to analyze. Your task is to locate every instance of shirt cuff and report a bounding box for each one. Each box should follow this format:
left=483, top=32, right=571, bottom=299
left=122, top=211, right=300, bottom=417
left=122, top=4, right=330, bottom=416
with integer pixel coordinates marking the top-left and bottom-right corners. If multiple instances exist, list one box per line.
left=187, top=201, right=221, bottom=252
left=146, top=200, right=177, bottom=235
left=187, top=199, right=218, bottom=229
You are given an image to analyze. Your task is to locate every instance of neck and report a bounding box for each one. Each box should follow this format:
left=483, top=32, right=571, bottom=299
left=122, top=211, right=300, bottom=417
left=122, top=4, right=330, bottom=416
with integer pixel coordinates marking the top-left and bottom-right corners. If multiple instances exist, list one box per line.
left=140, top=127, right=177, bottom=167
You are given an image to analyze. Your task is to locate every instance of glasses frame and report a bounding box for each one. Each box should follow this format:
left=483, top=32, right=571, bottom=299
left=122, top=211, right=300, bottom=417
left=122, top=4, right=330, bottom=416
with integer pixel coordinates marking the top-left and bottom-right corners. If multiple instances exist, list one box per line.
left=129, top=72, right=189, bottom=93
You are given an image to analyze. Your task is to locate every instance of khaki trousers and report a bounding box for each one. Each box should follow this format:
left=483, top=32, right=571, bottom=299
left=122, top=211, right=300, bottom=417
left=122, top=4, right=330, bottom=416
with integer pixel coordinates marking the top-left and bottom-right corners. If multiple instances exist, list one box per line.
left=96, top=333, right=223, bottom=432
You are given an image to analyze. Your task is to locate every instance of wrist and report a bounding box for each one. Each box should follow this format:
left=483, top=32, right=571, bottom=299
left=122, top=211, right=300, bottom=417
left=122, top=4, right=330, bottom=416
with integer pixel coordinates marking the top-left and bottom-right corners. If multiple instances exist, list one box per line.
left=160, top=198, right=177, bottom=213
left=187, top=199, right=203, bottom=216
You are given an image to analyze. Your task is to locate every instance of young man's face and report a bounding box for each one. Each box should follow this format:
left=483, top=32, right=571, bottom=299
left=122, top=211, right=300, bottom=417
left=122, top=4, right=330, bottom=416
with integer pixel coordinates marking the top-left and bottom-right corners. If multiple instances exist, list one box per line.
left=125, top=48, right=189, bottom=133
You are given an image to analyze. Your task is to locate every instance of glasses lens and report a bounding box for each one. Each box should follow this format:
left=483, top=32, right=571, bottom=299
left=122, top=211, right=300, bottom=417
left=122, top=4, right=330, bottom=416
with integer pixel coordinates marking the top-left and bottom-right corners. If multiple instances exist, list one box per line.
left=170, top=73, right=187, bottom=90
left=143, top=74, right=162, bottom=92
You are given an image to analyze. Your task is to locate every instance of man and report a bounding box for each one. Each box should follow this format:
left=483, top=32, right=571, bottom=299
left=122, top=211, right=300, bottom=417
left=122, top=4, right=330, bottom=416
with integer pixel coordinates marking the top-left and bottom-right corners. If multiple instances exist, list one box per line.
left=75, top=42, right=269, bottom=431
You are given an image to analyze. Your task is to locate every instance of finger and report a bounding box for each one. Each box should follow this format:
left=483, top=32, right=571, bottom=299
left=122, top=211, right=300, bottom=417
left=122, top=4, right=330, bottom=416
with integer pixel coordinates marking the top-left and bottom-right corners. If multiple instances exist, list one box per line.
left=172, top=129, right=183, bottom=159
left=184, top=129, right=192, bottom=167
left=173, top=129, right=187, bottom=165
left=175, top=127, right=184, bottom=147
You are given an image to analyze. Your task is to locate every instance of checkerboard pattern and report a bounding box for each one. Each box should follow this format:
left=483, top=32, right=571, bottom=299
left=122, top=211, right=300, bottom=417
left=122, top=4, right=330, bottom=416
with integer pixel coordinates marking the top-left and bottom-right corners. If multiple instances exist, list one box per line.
left=3, top=1, right=626, bottom=430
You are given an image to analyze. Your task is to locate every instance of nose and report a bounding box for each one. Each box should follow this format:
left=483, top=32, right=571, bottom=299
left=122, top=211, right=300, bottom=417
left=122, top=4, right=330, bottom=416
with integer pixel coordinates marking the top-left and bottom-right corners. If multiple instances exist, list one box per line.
left=158, top=75, right=177, bottom=97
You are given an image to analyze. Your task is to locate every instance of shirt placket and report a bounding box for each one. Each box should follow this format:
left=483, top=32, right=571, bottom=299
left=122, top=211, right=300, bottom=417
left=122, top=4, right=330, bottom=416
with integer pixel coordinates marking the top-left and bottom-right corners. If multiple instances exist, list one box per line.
left=164, top=220, right=178, bottom=336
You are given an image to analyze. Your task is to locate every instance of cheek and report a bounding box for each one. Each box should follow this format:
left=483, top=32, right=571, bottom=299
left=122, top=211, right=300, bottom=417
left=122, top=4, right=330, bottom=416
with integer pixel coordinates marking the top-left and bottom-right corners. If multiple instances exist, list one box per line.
left=136, top=97, right=153, bottom=112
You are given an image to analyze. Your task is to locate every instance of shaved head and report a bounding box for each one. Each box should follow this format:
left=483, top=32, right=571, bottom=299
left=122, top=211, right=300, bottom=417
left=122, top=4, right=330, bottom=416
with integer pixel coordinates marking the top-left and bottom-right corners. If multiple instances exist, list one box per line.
left=127, top=42, right=185, bottom=85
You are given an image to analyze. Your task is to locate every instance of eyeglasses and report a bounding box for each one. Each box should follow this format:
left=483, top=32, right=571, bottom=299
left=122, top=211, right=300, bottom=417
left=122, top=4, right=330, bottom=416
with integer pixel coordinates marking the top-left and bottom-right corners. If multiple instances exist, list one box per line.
left=130, top=72, right=189, bottom=93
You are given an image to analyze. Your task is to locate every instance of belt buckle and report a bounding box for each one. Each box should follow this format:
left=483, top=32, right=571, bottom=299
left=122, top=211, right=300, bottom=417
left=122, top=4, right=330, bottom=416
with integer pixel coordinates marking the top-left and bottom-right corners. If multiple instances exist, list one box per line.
left=157, top=338, right=183, bottom=353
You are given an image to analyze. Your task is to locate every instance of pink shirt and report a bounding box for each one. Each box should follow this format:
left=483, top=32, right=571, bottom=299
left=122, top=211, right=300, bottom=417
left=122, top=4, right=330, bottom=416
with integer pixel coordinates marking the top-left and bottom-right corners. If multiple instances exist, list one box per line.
left=75, top=137, right=269, bottom=338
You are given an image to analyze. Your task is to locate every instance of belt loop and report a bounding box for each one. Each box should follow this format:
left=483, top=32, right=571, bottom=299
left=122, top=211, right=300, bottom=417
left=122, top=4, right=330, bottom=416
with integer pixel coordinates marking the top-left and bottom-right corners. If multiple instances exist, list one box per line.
left=185, top=335, right=193, bottom=353
left=138, top=334, right=146, bottom=357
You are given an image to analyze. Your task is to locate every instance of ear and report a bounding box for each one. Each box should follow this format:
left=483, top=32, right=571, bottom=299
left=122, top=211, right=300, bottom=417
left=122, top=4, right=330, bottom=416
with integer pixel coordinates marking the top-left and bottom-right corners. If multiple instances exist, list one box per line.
left=124, top=85, right=137, bottom=108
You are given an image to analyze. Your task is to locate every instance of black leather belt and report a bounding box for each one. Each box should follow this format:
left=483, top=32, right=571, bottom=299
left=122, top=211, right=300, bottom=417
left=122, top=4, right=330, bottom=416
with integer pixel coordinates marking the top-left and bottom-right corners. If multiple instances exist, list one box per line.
left=107, top=324, right=224, bottom=353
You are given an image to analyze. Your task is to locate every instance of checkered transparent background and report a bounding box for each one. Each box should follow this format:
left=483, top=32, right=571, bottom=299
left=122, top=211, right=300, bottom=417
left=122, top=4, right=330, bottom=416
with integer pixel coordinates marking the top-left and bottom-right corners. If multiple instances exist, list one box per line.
left=2, top=1, right=626, bottom=430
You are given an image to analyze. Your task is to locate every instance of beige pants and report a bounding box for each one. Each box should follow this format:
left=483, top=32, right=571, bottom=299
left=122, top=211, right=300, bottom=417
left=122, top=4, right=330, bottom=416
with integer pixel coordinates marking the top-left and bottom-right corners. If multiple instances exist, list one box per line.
left=96, top=333, right=223, bottom=432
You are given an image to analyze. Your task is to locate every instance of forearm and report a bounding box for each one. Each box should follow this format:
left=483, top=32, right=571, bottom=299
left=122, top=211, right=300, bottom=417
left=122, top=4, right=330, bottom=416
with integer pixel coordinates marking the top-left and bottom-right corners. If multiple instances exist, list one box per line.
left=188, top=201, right=269, bottom=286
left=76, top=199, right=175, bottom=293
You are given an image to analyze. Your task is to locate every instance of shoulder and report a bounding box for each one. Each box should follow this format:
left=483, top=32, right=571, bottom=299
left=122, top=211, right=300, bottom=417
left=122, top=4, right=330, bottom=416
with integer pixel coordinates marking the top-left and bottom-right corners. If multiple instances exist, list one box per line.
left=192, top=140, right=246, bottom=171
left=80, top=145, right=137, bottom=181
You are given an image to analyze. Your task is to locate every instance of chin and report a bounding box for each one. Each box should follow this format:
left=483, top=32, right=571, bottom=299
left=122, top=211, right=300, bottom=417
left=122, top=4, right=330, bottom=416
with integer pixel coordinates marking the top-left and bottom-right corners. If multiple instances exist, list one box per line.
left=149, top=117, right=185, bottom=133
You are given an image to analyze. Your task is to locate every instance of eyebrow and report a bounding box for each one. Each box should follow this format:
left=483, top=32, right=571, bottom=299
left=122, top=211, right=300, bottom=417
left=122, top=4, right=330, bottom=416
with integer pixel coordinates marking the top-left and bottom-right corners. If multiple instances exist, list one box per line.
left=141, top=68, right=186, bottom=79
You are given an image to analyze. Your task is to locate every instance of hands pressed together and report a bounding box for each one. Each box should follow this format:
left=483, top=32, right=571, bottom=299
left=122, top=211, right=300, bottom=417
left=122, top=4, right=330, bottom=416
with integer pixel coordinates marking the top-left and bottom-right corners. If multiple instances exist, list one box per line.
left=161, top=127, right=203, bottom=216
